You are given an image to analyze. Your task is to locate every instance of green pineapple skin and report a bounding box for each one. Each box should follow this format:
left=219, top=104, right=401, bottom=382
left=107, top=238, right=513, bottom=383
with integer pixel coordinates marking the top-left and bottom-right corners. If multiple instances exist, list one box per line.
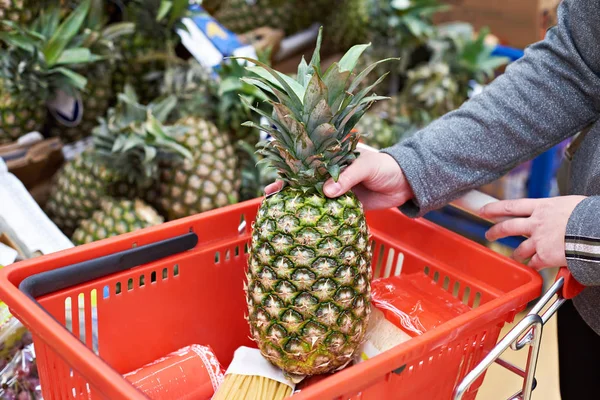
left=0, top=96, right=46, bottom=144
left=72, top=198, right=163, bottom=245
left=247, top=188, right=372, bottom=376
left=208, top=0, right=331, bottom=36
left=45, top=151, right=138, bottom=237
left=0, top=0, right=39, bottom=29
left=112, top=37, right=164, bottom=105
left=49, top=62, right=114, bottom=143
left=155, top=117, right=240, bottom=221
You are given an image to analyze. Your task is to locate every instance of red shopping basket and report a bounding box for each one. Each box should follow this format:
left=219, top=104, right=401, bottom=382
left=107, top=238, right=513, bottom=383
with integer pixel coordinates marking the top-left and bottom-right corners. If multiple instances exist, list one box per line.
left=0, top=198, right=544, bottom=400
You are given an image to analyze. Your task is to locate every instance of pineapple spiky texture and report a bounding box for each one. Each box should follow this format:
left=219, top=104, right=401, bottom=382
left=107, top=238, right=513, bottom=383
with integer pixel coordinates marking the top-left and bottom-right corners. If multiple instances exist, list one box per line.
left=238, top=28, right=395, bottom=376
left=154, top=116, right=240, bottom=221
left=0, top=0, right=42, bottom=30
left=45, top=85, right=192, bottom=236
left=72, top=198, right=164, bottom=245
left=0, top=0, right=100, bottom=144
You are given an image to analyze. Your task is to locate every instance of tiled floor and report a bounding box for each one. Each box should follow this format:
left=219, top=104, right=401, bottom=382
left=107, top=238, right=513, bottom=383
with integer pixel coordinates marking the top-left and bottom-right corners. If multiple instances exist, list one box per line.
left=476, top=283, right=561, bottom=399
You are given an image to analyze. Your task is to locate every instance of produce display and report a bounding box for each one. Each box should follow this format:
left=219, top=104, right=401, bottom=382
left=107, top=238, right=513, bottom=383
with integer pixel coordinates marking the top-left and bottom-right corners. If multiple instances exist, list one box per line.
left=0, top=0, right=513, bottom=398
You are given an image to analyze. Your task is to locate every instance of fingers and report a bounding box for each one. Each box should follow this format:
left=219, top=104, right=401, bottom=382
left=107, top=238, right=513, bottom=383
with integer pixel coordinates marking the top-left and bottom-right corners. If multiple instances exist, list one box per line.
left=480, top=199, right=541, bottom=219
left=264, top=180, right=283, bottom=195
left=323, top=156, right=373, bottom=198
left=485, top=218, right=533, bottom=241
left=527, top=254, right=546, bottom=270
left=513, top=239, right=536, bottom=263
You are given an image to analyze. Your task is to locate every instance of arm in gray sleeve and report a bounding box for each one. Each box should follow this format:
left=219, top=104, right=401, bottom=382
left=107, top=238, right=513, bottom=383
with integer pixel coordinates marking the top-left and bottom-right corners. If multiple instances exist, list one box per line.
left=381, top=0, right=600, bottom=217
left=565, top=197, right=600, bottom=285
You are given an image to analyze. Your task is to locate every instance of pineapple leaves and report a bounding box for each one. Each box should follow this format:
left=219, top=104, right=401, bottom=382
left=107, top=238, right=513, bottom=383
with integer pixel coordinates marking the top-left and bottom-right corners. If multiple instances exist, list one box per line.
left=102, top=22, right=136, bottom=41
left=303, top=70, right=328, bottom=119
left=233, top=57, right=304, bottom=111
left=338, top=43, right=371, bottom=73
left=308, top=26, right=323, bottom=76
left=48, top=67, right=88, bottom=90
left=296, top=56, right=311, bottom=86
left=327, top=165, right=341, bottom=182
left=43, top=0, right=91, bottom=67
left=322, top=63, right=350, bottom=110
left=149, top=95, right=178, bottom=123
left=56, top=48, right=103, bottom=65
left=307, top=99, right=333, bottom=134
left=348, top=58, right=401, bottom=93
left=169, top=0, right=191, bottom=27
left=157, top=1, right=173, bottom=22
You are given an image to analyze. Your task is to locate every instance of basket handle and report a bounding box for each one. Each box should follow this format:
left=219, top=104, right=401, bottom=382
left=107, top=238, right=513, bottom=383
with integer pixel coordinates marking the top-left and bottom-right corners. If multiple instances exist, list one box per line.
left=19, top=232, right=198, bottom=300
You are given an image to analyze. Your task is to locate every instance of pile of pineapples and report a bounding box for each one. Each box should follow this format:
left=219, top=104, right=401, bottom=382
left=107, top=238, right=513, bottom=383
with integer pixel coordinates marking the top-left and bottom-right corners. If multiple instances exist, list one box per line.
left=0, top=0, right=287, bottom=245
left=0, top=0, right=509, bottom=250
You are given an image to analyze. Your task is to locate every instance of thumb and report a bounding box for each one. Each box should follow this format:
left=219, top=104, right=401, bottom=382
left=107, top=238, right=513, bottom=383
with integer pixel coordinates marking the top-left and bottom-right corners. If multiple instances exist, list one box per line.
left=323, top=158, right=371, bottom=198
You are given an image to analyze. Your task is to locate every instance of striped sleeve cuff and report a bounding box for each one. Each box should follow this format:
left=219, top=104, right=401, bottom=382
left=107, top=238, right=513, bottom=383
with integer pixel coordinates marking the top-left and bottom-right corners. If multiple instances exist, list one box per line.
left=565, top=196, right=600, bottom=286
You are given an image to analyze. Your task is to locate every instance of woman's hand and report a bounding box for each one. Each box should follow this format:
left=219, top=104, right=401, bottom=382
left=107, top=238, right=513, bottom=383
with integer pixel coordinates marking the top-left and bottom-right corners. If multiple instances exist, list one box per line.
left=264, top=150, right=415, bottom=211
left=480, top=195, right=587, bottom=270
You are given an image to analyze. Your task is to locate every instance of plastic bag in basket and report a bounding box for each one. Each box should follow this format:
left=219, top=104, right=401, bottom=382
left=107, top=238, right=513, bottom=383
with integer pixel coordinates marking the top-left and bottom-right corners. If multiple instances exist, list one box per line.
left=124, top=344, right=225, bottom=400
left=0, top=343, right=42, bottom=400
left=371, top=272, right=472, bottom=336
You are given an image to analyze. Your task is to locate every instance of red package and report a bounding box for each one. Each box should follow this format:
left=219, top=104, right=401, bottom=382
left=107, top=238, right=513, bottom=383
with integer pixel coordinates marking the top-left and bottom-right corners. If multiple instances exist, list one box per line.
left=124, top=344, right=225, bottom=400
left=371, top=273, right=472, bottom=336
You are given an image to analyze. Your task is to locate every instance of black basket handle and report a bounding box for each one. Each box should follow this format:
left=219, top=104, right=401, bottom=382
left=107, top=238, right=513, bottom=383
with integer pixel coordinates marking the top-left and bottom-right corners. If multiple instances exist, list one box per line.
left=19, top=232, right=198, bottom=301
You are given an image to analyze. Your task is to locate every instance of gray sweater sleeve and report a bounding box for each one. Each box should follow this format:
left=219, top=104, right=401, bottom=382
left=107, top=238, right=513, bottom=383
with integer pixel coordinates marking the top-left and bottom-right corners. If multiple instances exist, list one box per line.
left=381, top=0, right=600, bottom=218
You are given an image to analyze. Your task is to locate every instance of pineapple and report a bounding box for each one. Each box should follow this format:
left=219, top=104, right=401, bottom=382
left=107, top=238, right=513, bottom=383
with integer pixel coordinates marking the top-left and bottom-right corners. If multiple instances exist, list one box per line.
left=238, top=28, right=394, bottom=376
left=154, top=58, right=274, bottom=219
left=355, top=109, right=418, bottom=150
left=205, top=0, right=332, bottom=37
left=0, top=0, right=42, bottom=29
left=112, top=0, right=189, bottom=104
left=153, top=116, right=240, bottom=220
left=45, top=85, right=192, bottom=236
left=48, top=0, right=135, bottom=143
left=0, top=0, right=99, bottom=144
left=322, top=0, right=369, bottom=53
left=72, top=198, right=163, bottom=245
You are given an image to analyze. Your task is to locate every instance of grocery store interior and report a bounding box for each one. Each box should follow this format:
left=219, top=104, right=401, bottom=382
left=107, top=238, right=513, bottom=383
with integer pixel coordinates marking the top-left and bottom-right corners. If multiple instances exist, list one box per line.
left=0, top=0, right=587, bottom=399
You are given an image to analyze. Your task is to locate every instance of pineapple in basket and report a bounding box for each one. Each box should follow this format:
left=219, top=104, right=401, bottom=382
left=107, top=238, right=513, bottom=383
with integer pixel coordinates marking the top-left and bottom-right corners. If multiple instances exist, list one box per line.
left=238, top=28, right=396, bottom=376
left=45, top=85, right=192, bottom=237
left=48, top=0, right=135, bottom=143
left=72, top=198, right=164, bottom=245
left=112, top=0, right=190, bottom=104
left=0, top=0, right=100, bottom=144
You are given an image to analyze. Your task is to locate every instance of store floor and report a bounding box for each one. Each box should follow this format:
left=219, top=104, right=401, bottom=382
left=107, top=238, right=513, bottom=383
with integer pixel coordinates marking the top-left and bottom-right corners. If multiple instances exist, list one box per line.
left=477, top=280, right=561, bottom=399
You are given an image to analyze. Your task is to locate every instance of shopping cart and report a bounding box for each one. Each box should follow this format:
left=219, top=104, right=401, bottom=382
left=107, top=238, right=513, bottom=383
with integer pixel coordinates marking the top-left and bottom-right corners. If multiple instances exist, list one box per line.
left=0, top=173, right=584, bottom=399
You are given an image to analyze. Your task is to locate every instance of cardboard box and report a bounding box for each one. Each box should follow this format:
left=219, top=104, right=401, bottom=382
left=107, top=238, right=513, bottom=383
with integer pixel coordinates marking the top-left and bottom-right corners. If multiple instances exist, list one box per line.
left=434, top=0, right=561, bottom=49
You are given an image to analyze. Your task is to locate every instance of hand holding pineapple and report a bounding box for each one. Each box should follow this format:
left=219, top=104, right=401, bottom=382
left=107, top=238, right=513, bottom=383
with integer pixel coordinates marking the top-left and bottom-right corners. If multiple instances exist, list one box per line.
left=266, top=150, right=415, bottom=212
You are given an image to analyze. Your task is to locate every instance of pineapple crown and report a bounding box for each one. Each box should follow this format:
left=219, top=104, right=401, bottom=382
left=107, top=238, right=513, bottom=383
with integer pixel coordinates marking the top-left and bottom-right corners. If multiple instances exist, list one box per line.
left=92, top=84, right=193, bottom=189
left=72, top=0, right=135, bottom=60
left=160, top=58, right=219, bottom=122
left=216, top=57, right=270, bottom=142
left=0, top=0, right=102, bottom=99
left=371, top=0, right=449, bottom=44
left=235, top=27, right=396, bottom=194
